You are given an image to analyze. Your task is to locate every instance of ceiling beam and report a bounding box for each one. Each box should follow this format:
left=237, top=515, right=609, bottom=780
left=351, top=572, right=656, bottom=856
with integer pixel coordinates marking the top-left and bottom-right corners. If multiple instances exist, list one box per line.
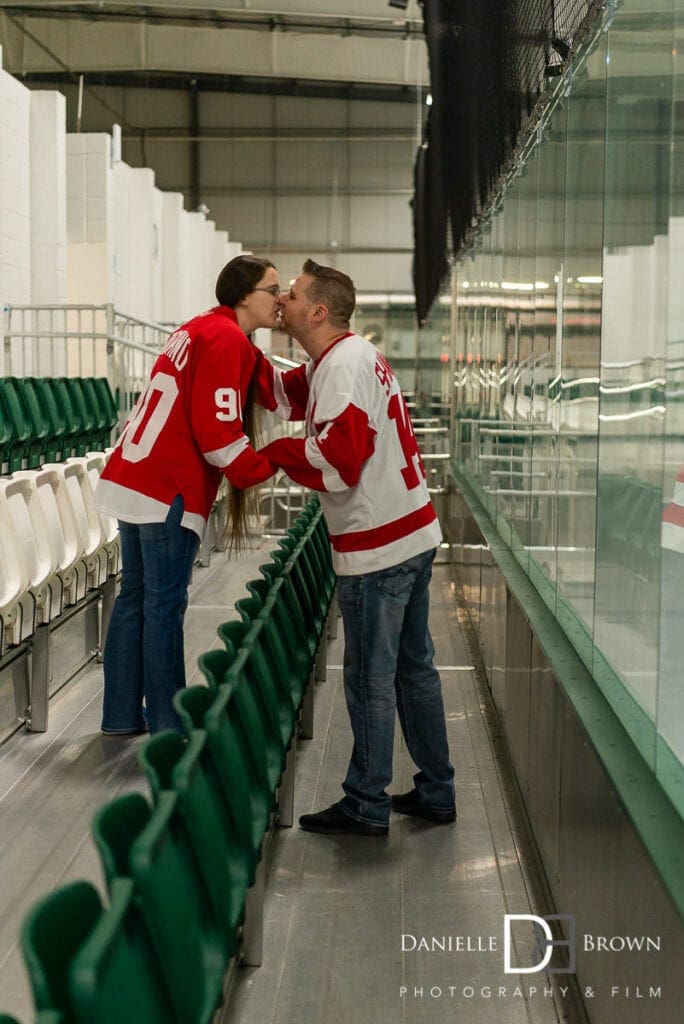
left=0, top=9, right=429, bottom=88
left=0, top=3, right=423, bottom=40
left=15, top=69, right=421, bottom=103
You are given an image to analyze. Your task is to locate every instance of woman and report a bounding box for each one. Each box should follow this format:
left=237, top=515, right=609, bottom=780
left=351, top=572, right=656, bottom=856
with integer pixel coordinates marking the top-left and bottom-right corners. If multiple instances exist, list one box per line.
left=94, top=254, right=281, bottom=735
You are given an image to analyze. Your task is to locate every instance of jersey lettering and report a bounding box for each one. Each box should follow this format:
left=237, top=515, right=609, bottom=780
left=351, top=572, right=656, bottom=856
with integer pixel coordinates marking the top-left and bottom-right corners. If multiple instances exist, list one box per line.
left=388, top=392, right=424, bottom=490
left=121, top=372, right=179, bottom=463
left=374, top=354, right=393, bottom=397
left=215, top=387, right=240, bottom=422
left=162, top=329, right=191, bottom=371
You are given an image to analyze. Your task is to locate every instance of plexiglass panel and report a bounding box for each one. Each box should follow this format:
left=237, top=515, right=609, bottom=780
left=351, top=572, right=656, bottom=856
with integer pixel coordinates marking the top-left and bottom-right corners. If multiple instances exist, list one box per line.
left=656, top=0, right=684, bottom=813
left=451, top=0, right=684, bottom=815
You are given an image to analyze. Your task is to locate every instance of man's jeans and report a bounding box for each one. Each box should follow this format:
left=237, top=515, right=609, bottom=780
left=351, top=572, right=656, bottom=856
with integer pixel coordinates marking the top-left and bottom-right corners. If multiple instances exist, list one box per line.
left=336, top=547, right=455, bottom=825
left=102, top=495, right=200, bottom=734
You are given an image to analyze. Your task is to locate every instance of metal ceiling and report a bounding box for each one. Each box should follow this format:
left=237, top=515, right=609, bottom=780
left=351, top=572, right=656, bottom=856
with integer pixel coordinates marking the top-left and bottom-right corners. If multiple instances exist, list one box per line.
left=0, top=0, right=429, bottom=94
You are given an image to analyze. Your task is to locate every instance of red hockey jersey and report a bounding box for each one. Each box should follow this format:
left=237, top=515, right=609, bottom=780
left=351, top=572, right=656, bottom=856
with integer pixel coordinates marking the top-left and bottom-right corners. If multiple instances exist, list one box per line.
left=256, top=332, right=442, bottom=574
left=95, top=306, right=274, bottom=537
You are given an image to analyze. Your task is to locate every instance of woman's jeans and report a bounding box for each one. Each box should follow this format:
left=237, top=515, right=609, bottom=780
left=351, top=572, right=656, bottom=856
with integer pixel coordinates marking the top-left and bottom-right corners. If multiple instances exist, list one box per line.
left=336, top=548, right=455, bottom=825
left=102, top=495, right=200, bottom=734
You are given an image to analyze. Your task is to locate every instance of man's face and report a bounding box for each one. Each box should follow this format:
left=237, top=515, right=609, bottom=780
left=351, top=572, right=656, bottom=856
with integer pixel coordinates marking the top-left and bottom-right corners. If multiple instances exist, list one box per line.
left=277, top=273, right=316, bottom=340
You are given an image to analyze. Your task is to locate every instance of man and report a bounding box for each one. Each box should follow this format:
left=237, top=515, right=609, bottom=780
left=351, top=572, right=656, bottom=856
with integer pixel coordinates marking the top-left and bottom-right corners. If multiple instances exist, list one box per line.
left=257, top=260, right=455, bottom=837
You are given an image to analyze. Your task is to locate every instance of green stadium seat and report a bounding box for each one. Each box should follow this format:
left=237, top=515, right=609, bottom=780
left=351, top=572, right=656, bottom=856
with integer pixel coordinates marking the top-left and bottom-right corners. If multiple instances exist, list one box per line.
left=69, top=877, right=175, bottom=1023
left=92, top=790, right=227, bottom=1024
left=20, top=880, right=101, bottom=1017
left=138, top=729, right=187, bottom=801
left=27, top=378, right=67, bottom=462
left=140, top=730, right=249, bottom=958
left=94, top=377, right=119, bottom=436
left=271, top=545, right=325, bottom=642
left=234, top=593, right=262, bottom=626
left=258, top=558, right=281, bottom=587
left=201, top=648, right=284, bottom=800
left=45, top=379, right=79, bottom=457
left=220, top=615, right=299, bottom=732
left=80, top=378, right=108, bottom=450
left=62, top=379, right=95, bottom=455
left=0, top=378, right=32, bottom=472
left=204, top=683, right=272, bottom=849
left=210, top=622, right=293, bottom=765
left=174, top=683, right=218, bottom=735
left=13, top=378, right=50, bottom=467
left=91, top=792, right=152, bottom=887
left=245, top=576, right=270, bottom=605
left=174, top=685, right=266, bottom=879
left=0, top=390, right=13, bottom=473
left=129, top=790, right=227, bottom=1023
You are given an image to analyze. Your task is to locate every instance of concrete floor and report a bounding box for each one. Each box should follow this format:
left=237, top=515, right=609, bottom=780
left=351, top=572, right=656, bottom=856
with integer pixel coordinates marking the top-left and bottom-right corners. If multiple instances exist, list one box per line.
left=0, top=542, right=576, bottom=1024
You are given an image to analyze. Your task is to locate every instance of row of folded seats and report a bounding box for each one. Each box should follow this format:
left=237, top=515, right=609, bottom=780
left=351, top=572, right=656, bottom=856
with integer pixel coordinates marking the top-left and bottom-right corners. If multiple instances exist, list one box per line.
left=0, top=452, right=120, bottom=659
left=0, top=377, right=118, bottom=473
left=4, top=498, right=336, bottom=1024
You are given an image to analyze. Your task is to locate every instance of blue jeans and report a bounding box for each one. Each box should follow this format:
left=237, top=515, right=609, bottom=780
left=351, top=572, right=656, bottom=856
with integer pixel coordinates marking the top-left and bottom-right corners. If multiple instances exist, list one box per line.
left=336, top=548, right=455, bottom=825
left=102, top=495, right=200, bottom=734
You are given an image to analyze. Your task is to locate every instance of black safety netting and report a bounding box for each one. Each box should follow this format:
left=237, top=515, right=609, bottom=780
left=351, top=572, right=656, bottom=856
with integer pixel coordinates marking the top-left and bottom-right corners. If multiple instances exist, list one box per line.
left=412, top=0, right=601, bottom=324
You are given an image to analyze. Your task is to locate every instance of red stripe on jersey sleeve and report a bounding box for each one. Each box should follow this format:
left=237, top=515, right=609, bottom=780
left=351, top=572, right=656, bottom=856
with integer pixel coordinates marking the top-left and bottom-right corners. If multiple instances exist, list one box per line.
left=314, top=403, right=376, bottom=488
left=330, top=501, right=437, bottom=553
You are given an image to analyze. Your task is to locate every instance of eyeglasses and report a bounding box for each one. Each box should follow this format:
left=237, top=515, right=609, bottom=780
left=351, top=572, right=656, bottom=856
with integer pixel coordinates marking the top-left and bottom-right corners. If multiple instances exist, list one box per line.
left=253, top=284, right=282, bottom=297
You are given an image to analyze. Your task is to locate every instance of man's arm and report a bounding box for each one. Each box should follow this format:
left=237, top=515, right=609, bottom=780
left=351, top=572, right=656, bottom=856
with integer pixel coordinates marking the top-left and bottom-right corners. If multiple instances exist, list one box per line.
left=260, top=402, right=376, bottom=493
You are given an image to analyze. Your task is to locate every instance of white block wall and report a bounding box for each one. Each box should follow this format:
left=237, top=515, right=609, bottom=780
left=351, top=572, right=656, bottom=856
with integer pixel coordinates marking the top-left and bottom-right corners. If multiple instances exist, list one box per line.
left=184, top=211, right=209, bottom=319
left=30, top=91, right=67, bottom=306
left=0, top=48, right=32, bottom=305
left=150, top=184, right=163, bottom=322
left=161, top=191, right=185, bottom=325
left=0, top=58, right=250, bottom=349
left=66, top=138, right=235, bottom=325
left=29, top=90, right=67, bottom=375
left=202, top=218, right=217, bottom=311
left=66, top=132, right=112, bottom=305
left=112, top=165, right=162, bottom=321
left=212, top=229, right=229, bottom=289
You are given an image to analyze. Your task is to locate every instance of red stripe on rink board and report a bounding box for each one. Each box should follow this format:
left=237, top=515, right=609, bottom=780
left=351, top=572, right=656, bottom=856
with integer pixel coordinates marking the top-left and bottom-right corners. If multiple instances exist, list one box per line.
left=330, top=502, right=437, bottom=553
left=662, top=502, right=684, bottom=528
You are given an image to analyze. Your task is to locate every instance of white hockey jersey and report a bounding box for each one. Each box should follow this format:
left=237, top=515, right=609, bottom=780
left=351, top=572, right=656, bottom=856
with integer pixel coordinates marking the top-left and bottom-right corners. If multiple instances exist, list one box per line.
left=257, top=332, right=442, bottom=574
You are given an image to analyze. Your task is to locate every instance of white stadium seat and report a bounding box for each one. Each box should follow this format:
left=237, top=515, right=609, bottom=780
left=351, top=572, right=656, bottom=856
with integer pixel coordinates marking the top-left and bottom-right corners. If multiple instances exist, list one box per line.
left=43, top=462, right=108, bottom=591
left=0, top=476, right=61, bottom=625
left=0, top=482, right=36, bottom=652
left=14, top=467, right=87, bottom=607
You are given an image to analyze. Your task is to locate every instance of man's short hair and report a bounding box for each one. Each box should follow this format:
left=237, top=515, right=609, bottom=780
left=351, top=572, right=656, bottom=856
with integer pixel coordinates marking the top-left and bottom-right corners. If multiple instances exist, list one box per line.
left=302, top=259, right=356, bottom=324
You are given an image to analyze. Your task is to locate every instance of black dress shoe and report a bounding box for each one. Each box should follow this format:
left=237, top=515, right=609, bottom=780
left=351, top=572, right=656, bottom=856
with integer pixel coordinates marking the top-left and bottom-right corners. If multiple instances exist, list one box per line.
left=391, top=789, right=456, bottom=824
left=299, top=803, right=389, bottom=837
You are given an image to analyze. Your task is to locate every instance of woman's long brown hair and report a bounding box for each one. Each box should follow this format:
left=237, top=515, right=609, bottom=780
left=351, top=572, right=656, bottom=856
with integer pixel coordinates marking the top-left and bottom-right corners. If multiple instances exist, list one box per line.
left=215, top=254, right=275, bottom=553
left=224, top=374, right=263, bottom=553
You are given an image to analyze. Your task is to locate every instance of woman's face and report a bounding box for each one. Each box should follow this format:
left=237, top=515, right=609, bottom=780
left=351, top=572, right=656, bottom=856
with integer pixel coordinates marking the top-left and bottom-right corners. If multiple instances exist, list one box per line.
left=239, top=266, right=283, bottom=331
